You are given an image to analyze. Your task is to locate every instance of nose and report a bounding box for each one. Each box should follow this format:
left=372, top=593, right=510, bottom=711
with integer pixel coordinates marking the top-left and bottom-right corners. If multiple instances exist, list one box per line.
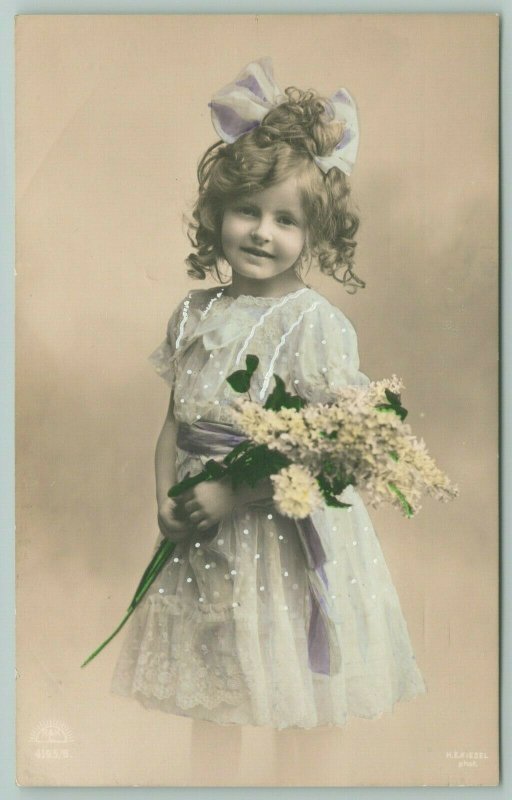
left=251, top=215, right=272, bottom=243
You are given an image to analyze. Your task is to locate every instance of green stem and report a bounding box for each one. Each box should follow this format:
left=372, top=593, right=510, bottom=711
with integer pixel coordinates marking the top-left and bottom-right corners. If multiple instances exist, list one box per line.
left=130, top=545, right=174, bottom=608
left=81, top=538, right=176, bottom=668
left=80, top=607, right=136, bottom=668
left=387, top=482, right=414, bottom=517
left=127, top=539, right=175, bottom=610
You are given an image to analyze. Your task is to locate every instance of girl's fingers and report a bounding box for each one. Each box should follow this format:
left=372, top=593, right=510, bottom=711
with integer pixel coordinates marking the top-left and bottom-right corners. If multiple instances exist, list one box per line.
left=189, top=511, right=211, bottom=529
left=183, top=499, right=201, bottom=514
left=158, top=514, right=188, bottom=533
left=186, top=510, right=211, bottom=530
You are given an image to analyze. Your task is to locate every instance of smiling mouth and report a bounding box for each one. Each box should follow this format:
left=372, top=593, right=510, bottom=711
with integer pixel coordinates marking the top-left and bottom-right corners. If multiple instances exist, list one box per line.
left=241, top=247, right=274, bottom=258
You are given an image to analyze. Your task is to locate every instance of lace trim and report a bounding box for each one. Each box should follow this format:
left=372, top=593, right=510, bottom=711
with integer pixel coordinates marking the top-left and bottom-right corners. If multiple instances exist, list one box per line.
left=218, top=285, right=311, bottom=306
left=234, top=287, right=309, bottom=367
left=200, top=289, right=226, bottom=319
left=175, top=293, right=192, bottom=350
left=148, top=593, right=242, bottom=622
left=111, top=592, right=249, bottom=711
left=148, top=341, right=176, bottom=387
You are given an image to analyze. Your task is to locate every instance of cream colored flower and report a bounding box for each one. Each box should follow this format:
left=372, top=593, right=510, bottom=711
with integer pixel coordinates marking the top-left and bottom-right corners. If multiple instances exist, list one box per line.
left=231, top=375, right=457, bottom=518
left=271, top=465, right=323, bottom=519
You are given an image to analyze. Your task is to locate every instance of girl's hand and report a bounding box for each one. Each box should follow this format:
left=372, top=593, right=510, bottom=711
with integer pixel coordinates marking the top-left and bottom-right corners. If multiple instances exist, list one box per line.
left=182, top=479, right=237, bottom=533
left=157, top=497, right=192, bottom=543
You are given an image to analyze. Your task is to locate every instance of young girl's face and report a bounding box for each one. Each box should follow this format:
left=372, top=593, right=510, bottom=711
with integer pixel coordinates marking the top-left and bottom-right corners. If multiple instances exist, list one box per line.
left=221, top=175, right=307, bottom=284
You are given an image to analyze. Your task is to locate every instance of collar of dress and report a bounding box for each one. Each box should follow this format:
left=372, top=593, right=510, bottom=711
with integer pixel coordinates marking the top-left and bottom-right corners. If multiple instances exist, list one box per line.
left=178, top=287, right=311, bottom=352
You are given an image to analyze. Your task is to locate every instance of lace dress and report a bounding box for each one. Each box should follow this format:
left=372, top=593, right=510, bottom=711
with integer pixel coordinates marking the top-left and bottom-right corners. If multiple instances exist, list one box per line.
left=109, top=285, right=426, bottom=729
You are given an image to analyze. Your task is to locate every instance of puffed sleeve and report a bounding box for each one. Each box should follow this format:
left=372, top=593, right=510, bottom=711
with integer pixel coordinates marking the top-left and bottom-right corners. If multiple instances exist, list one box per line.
left=291, top=301, right=370, bottom=404
left=147, top=300, right=184, bottom=388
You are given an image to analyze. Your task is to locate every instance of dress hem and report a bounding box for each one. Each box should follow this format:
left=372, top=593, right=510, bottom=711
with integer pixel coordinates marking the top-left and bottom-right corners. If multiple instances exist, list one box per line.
left=109, top=680, right=427, bottom=731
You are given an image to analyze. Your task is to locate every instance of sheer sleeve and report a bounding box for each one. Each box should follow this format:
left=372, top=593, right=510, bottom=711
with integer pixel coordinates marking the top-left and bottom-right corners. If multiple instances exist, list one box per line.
left=147, top=301, right=184, bottom=388
left=292, top=302, right=370, bottom=404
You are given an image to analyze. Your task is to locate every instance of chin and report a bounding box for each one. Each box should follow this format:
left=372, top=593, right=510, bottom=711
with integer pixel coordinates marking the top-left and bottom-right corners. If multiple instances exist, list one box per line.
left=235, top=265, right=276, bottom=280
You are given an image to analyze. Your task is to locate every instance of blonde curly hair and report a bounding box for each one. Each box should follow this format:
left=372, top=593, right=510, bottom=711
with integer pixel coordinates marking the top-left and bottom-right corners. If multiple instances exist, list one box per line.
left=185, top=86, right=365, bottom=292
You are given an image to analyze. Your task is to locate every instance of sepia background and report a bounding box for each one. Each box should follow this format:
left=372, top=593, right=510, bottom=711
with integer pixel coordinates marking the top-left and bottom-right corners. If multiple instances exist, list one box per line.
left=15, top=14, right=499, bottom=787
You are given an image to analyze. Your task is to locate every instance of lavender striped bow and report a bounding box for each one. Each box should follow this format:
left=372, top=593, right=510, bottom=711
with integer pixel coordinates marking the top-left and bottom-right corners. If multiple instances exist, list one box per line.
left=177, top=420, right=341, bottom=676
left=209, top=58, right=359, bottom=176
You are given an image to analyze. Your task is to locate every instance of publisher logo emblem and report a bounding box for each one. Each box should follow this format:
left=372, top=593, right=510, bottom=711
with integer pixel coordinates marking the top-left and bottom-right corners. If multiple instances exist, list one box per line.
left=29, top=720, right=74, bottom=759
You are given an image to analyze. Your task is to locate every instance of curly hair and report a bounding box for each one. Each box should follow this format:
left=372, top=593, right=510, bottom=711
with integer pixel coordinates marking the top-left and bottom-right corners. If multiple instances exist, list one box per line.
left=185, top=86, right=365, bottom=292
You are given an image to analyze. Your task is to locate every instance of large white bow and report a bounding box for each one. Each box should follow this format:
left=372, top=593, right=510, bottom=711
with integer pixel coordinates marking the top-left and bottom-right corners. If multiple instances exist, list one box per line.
left=209, top=58, right=359, bottom=176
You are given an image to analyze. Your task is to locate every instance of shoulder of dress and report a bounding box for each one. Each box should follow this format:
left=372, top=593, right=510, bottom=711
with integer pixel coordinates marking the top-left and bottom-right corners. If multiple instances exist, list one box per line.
left=186, top=285, right=228, bottom=311
left=281, top=291, right=362, bottom=354
left=291, top=289, right=352, bottom=325
left=168, top=286, right=226, bottom=317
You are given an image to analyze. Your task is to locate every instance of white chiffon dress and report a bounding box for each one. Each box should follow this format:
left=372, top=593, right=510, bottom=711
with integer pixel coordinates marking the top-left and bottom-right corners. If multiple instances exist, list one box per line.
left=109, top=284, right=426, bottom=729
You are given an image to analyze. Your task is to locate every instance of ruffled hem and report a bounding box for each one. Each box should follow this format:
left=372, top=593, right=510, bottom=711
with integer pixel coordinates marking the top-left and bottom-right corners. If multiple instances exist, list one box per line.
left=110, top=670, right=427, bottom=730
left=148, top=340, right=176, bottom=387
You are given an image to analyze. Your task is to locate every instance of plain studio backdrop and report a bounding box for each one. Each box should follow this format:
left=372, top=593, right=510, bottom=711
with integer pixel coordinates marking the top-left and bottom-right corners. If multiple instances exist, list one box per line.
left=15, top=14, right=498, bottom=787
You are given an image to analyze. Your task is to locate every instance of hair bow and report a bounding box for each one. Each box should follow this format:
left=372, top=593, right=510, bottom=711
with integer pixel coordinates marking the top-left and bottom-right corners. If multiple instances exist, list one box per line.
left=209, top=58, right=359, bottom=176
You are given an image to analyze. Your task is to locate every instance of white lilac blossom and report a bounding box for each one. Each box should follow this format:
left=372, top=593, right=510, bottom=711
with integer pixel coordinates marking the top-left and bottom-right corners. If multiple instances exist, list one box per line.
left=271, top=464, right=323, bottom=519
left=82, top=370, right=458, bottom=669
left=232, top=377, right=458, bottom=517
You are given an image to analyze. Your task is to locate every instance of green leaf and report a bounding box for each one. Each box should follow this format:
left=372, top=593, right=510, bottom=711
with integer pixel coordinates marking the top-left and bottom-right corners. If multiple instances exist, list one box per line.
left=288, top=395, right=306, bottom=411
left=226, top=370, right=252, bottom=393
left=376, top=390, right=408, bottom=421
left=325, top=496, right=352, bottom=509
left=225, top=442, right=290, bottom=489
left=317, top=464, right=355, bottom=505
left=168, top=470, right=208, bottom=497
left=167, top=460, right=227, bottom=499
left=204, top=460, right=227, bottom=480
left=226, top=355, right=260, bottom=394
left=316, top=475, right=352, bottom=509
left=323, top=460, right=337, bottom=476
left=385, top=389, right=401, bottom=406
left=222, top=439, right=251, bottom=465
left=331, top=475, right=348, bottom=495
left=375, top=402, right=408, bottom=421
left=264, top=374, right=306, bottom=411
left=224, top=437, right=292, bottom=489
left=245, top=354, right=259, bottom=375
left=263, top=375, right=287, bottom=410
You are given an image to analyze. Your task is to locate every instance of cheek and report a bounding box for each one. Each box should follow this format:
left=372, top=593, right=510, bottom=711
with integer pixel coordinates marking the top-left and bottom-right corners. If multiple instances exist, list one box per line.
left=221, top=217, right=243, bottom=250
left=285, top=229, right=306, bottom=256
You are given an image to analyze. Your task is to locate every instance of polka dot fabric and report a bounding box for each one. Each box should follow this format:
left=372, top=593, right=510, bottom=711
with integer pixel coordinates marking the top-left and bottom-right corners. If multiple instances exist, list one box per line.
left=110, top=286, right=426, bottom=728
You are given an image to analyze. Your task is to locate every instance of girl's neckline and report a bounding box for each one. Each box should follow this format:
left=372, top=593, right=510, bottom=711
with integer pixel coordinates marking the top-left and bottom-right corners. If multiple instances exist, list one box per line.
left=219, top=284, right=312, bottom=303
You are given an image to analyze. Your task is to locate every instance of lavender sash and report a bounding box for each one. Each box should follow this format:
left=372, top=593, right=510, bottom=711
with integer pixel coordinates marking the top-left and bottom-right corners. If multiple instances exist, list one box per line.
left=177, top=420, right=341, bottom=676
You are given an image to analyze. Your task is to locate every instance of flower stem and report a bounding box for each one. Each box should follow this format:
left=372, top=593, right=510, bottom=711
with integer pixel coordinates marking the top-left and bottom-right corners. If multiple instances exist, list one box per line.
left=127, top=539, right=175, bottom=610
left=387, top=482, right=414, bottom=517
left=80, top=608, right=136, bottom=668
left=81, top=538, right=176, bottom=668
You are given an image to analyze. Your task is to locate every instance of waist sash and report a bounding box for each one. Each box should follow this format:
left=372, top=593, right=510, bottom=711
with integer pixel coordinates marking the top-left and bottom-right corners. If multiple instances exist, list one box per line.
left=177, top=420, right=341, bottom=676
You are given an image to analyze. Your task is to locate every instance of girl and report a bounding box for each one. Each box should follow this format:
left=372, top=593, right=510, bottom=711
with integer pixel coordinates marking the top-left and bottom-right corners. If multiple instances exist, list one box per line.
left=110, top=58, right=426, bottom=729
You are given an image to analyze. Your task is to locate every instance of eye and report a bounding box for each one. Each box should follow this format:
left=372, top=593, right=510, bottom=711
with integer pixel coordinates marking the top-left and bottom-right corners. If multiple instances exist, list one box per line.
left=277, top=215, right=296, bottom=226
left=236, top=205, right=257, bottom=216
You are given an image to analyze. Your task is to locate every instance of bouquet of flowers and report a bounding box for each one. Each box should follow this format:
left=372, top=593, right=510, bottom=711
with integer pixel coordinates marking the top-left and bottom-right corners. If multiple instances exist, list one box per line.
left=81, top=355, right=457, bottom=668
